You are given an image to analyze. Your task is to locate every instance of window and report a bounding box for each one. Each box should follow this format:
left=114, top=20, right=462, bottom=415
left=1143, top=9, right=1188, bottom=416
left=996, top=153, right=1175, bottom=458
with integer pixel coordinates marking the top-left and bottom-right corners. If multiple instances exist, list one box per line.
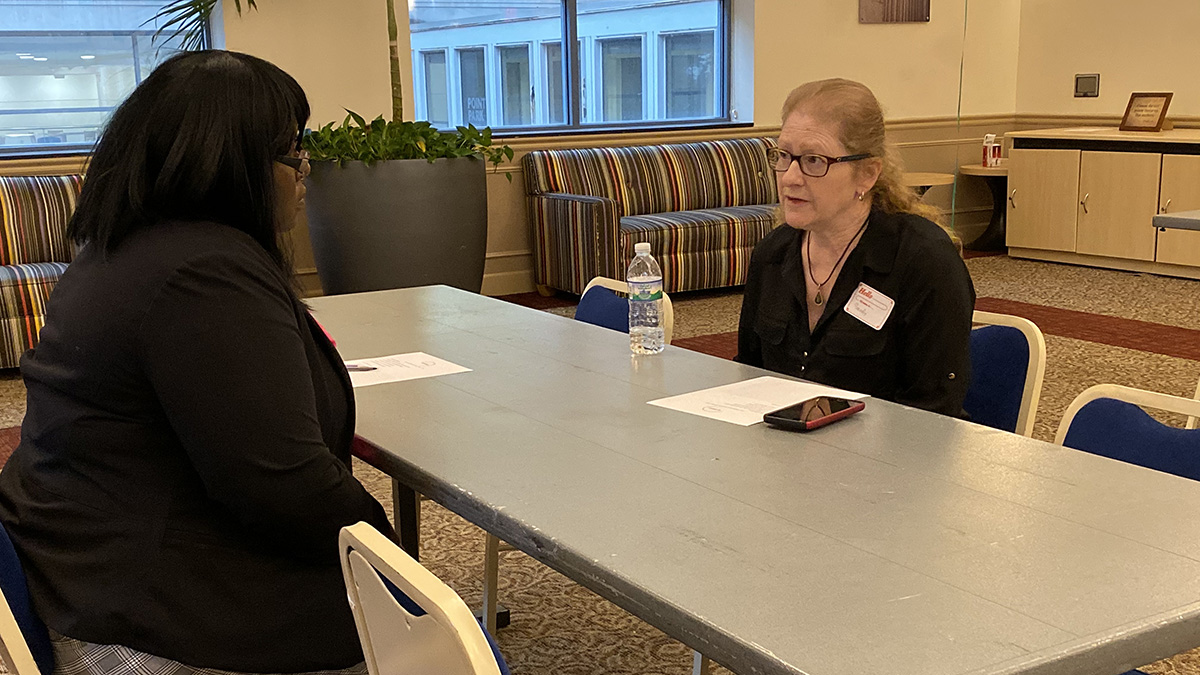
left=663, top=31, right=715, bottom=119
left=0, top=2, right=193, bottom=155
left=458, top=48, right=487, bottom=127
left=498, top=45, right=531, bottom=127
left=408, top=0, right=727, bottom=131
left=543, top=42, right=563, bottom=125
left=598, top=38, right=643, bottom=122
left=421, top=51, right=449, bottom=127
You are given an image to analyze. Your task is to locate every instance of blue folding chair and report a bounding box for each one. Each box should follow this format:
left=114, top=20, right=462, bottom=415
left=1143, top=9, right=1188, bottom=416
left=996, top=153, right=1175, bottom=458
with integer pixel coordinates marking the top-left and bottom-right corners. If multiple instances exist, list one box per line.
left=0, top=520, right=53, bottom=675
left=340, top=522, right=509, bottom=675
left=574, top=277, right=674, bottom=344
left=964, top=311, right=1046, bottom=436
left=1055, top=384, right=1200, bottom=481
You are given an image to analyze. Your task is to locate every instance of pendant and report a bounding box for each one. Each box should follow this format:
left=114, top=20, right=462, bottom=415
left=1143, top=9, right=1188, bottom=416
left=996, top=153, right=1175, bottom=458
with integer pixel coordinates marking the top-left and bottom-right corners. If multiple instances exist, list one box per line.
left=814, top=291, right=824, bottom=305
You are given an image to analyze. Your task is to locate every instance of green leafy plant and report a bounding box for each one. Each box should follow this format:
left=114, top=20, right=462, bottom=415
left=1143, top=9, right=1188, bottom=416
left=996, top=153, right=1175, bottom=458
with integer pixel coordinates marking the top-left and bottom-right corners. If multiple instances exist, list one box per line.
left=304, top=111, right=514, bottom=179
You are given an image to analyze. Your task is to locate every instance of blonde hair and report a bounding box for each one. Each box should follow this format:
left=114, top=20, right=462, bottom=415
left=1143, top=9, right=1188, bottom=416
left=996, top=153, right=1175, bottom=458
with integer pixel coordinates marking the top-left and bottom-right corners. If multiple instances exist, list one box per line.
left=780, top=78, right=957, bottom=243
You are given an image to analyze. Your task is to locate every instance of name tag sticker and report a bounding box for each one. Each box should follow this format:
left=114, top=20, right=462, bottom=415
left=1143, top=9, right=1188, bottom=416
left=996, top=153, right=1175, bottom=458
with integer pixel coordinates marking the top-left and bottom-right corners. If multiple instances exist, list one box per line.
left=844, top=283, right=895, bottom=330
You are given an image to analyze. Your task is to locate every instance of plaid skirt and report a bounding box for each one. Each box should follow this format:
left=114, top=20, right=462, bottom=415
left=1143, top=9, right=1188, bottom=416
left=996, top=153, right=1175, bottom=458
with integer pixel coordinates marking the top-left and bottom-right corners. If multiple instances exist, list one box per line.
left=49, top=631, right=369, bottom=675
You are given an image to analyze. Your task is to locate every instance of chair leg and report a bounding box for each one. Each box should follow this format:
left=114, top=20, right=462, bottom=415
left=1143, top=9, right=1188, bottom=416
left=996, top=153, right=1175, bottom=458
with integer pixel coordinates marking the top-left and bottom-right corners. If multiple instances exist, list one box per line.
left=482, top=534, right=500, bottom=634
left=391, top=480, right=421, bottom=561
left=692, top=651, right=711, bottom=675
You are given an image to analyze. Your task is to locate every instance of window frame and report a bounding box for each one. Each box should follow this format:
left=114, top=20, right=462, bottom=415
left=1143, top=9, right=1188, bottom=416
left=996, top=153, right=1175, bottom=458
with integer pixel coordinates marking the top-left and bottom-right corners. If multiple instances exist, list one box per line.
left=659, top=28, right=719, bottom=123
left=494, top=41, right=535, bottom=128
left=593, top=33, right=647, bottom=124
left=417, top=48, right=451, bottom=127
left=407, top=0, right=733, bottom=136
left=454, top=45, right=490, bottom=129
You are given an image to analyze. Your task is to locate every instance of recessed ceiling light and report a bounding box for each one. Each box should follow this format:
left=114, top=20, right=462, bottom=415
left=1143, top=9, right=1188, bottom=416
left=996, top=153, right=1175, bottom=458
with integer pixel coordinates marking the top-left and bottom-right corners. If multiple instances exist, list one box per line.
left=18, top=55, right=35, bottom=60
left=33, top=57, right=48, bottom=62
left=80, top=55, right=95, bottom=60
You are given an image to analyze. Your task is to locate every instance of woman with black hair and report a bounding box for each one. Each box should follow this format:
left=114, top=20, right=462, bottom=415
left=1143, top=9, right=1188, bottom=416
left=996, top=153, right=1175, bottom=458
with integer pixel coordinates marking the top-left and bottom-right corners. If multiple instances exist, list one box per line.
left=0, top=50, right=393, bottom=675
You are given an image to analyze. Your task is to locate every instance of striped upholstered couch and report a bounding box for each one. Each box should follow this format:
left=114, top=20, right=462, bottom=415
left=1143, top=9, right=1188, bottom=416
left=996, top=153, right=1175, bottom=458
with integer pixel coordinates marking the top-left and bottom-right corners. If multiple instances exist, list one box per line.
left=0, top=175, right=83, bottom=369
left=523, top=138, right=779, bottom=295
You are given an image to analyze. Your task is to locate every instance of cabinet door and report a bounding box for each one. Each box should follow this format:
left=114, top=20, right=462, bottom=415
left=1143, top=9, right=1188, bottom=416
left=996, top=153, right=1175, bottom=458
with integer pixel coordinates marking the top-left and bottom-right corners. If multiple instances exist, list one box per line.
left=1006, top=148, right=1080, bottom=252
left=1075, top=151, right=1160, bottom=261
left=1155, top=154, right=1200, bottom=267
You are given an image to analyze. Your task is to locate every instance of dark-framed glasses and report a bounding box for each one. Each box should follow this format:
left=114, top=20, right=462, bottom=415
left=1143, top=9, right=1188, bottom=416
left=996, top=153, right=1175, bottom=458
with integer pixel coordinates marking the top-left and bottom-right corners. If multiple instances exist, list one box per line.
left=766, top=147, right=872, bottom=178
left=275, top=149, right=310, bottom=174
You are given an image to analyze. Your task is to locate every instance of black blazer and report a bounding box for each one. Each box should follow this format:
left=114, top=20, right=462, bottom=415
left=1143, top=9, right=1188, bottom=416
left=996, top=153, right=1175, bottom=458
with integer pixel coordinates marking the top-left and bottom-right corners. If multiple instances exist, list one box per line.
left=735, top=209, right=976, bottom=417
left=0, top=221, right=394, bottom=672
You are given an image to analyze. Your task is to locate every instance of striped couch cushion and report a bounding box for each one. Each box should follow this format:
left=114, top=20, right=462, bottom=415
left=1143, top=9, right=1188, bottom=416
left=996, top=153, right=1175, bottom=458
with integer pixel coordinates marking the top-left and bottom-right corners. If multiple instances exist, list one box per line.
left=524, top=138, right=778, bottom=217
left=620, top=205, right=777, bottom=290
left=0, top=262, right=69, bottom=368
left=0, top=175, right=82, bottom=266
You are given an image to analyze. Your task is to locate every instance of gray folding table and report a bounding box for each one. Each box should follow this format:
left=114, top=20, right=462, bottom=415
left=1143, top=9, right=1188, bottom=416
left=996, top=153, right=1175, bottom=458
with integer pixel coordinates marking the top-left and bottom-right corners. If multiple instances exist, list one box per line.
left=1154, top=209, right=1200, bottom=232
left=310, top=285, right=1200, bottom=675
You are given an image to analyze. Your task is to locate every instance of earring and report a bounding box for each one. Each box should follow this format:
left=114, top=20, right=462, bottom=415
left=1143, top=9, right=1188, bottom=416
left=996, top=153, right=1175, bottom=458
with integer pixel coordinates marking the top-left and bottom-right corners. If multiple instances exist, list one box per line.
left=855, top=191, right=865, bottom=201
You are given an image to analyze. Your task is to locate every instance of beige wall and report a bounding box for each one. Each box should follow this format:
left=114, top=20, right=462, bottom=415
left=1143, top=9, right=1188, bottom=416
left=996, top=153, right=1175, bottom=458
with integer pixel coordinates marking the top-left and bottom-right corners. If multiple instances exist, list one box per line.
left=753, top=0, right=1021, bottom=123
left=220, top=0, right=393, bottom=128
left=1015, top=0, right=1200, bottom=117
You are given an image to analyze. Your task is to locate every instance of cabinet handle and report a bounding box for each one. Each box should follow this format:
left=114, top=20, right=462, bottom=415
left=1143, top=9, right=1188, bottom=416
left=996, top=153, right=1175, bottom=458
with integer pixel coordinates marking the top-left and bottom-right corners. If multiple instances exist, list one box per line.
left=1080, top=192, right=1089, bottom=215
left=1161, top=198, right=1172, bottom=214
left=1008, top=188, right=1017, bottom=208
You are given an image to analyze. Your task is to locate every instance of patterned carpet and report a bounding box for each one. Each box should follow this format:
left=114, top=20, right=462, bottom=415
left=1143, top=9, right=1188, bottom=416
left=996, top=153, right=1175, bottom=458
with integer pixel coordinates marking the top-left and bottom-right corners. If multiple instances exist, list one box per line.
left=2, top=254, right=1199, bottom=675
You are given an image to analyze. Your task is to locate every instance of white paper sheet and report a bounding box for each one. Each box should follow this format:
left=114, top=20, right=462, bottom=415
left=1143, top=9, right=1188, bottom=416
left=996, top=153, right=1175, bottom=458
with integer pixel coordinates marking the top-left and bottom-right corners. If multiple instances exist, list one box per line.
left=647, top=376, right=866, bottom=426
left=345, top=352, right=471, bottom=388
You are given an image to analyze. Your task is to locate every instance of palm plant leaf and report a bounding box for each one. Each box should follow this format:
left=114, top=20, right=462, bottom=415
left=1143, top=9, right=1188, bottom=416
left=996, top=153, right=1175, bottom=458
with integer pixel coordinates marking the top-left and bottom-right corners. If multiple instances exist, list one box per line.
left=147, top=0, right=258, bottom=49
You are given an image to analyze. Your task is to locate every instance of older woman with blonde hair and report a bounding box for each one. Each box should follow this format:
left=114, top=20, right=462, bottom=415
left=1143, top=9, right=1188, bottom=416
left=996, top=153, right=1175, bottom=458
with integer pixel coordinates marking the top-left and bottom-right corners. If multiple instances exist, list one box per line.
left=735, top=78, right=975, bottom=417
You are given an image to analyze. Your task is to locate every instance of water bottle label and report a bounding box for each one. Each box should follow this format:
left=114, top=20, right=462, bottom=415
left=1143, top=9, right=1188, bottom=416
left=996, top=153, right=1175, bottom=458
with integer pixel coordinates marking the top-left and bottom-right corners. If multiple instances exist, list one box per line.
left=628, top=281, right=662, bottom=301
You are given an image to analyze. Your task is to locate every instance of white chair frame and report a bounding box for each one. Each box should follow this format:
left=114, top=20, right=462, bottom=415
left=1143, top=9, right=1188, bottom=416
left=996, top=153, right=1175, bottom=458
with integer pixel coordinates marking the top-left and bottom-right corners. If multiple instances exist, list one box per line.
left=0, top=586, right=42, bottom=675
left=340, top=522, right=501, bottom=675
left=581, top=276, right=675, bottom=345
left=971, top=310, right=1047, bottom=437
left=1054, top=383, right=1200, bottom=447
left=1189, top=376, right=1200, bottom=430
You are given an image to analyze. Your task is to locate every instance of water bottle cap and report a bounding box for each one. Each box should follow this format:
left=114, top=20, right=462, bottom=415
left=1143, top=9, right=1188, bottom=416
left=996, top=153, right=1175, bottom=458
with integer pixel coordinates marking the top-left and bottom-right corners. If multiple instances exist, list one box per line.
left=634, top=242, right=651, bottom=254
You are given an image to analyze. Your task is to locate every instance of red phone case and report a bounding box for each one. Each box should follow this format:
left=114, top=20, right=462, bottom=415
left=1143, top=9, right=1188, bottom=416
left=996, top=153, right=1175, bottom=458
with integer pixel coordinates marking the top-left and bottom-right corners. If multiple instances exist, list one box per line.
left=800, top=401, right=865, bottom=430
left=763, top=399, right=865, bottom=431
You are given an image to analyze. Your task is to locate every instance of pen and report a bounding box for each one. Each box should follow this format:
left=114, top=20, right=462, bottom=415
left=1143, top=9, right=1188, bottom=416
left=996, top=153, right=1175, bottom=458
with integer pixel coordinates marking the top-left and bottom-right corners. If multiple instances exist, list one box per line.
left=345, top=364, right=377, bottom=372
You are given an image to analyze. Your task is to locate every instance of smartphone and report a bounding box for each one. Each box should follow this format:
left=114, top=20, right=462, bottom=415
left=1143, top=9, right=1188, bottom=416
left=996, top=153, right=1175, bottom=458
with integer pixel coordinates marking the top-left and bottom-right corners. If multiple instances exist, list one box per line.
left=763, top=396, right=865, bottom=431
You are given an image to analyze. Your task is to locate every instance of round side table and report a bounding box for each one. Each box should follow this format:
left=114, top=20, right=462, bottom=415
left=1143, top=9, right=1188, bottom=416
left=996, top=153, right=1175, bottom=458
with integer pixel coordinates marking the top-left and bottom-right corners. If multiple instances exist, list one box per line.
left=959, top=162, right=1008, bottom=251
left=901, top=172, right=956, bottom=197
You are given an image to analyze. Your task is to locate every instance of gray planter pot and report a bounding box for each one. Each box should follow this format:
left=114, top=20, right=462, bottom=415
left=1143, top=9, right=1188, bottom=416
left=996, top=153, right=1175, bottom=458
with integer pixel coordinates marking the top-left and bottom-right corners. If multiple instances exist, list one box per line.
left=304, top=157, right=488, bottom=295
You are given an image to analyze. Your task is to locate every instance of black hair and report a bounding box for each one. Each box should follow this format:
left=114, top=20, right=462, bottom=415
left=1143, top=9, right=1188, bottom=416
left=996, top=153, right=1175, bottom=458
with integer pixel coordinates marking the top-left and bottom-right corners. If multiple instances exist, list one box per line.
left=69, top=50, right=310, bottom=272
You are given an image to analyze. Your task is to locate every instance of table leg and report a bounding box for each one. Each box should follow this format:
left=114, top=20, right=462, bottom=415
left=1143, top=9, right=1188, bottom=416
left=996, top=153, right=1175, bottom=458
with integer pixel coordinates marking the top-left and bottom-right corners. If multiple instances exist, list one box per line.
left=966, top=175, right=1008, bottom=252
left=391, top=479, right=420, bottom=561
left=692, top=651, right=711, bottom=675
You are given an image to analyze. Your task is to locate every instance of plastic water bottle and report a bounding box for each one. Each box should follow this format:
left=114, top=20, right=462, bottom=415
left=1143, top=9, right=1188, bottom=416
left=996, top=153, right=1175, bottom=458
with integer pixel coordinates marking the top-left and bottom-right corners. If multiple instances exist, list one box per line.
left=627, top=242, right=665, bottom=354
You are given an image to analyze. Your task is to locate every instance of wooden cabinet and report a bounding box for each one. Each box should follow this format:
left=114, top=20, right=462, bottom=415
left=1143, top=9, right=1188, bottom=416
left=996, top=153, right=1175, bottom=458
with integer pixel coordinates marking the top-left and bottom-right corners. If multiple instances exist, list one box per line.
left=1075, top=151, right=1160, bottom=261
left=1006, top=148, right=1080, bottom=252
left=1155, top=154, right=1200, bottom=267
left=1007, top=128, right=1200, bottom=276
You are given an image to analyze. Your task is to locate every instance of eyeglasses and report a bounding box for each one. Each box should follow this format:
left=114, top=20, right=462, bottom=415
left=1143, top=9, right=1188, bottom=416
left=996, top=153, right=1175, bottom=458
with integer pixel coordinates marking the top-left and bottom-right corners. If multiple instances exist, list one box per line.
left=275, top=149, right=310, bottom=175
left=766, top=147, right=872, bottom=178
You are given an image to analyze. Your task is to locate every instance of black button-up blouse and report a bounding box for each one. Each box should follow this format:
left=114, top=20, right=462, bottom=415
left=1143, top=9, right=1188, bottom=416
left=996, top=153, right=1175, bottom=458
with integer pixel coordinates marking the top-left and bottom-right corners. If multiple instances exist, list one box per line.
left=735, top=208, right=976, bottom=418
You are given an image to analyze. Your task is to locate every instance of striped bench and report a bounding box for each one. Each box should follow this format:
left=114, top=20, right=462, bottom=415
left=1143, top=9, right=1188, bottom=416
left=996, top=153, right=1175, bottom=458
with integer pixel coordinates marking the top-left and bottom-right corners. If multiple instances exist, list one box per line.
left=523, top=138, right=779, bottom=295
left=0, top=175, right=82, bottom=369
